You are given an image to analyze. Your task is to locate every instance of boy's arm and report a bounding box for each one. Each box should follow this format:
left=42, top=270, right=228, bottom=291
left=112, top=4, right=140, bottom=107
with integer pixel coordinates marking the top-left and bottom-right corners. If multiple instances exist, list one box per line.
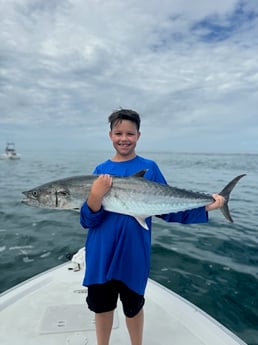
left=80, top=174, right=113, bottom=229
left=158, top=207, right=208, bottom=224
left=80, top=202, right=104, bottom=229
left=87, top=174, right=113, bottom=212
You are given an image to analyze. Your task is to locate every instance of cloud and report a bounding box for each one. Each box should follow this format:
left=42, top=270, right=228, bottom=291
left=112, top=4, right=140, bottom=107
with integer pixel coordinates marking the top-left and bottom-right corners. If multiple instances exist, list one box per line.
left=0, top=0, right=258, bottom=153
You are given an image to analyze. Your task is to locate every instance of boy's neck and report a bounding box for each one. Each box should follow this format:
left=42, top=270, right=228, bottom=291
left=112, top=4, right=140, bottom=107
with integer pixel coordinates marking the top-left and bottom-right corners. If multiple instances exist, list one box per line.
left=111, top=153, right=137, bottom=162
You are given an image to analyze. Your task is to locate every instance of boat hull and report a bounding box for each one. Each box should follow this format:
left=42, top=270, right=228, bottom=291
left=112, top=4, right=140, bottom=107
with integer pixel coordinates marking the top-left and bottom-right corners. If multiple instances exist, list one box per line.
left=0, top=154, right=21, bottom=160
left=0, top=261, right=247, bottom=345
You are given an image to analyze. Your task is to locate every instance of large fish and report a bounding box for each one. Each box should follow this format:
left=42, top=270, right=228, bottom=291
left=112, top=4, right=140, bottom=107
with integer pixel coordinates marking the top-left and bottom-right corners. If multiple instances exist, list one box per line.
left=22, top=170, right=245, bottom=230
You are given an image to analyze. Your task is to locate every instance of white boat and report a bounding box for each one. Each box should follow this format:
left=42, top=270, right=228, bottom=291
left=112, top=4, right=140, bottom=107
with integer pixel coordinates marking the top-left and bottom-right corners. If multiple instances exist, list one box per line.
left=0, top=142, right=21, bottom=160
left=0, top=249, right=247, bottom=345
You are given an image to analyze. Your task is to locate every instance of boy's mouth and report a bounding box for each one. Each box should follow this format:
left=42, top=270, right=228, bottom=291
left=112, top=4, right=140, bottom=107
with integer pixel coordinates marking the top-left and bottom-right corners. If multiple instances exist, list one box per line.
left=118, top=143, right=130, bottom=147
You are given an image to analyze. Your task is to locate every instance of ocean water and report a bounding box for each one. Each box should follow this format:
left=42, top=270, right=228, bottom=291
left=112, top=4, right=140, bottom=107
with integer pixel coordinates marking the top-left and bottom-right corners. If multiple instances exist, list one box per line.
left=0, top=150, right=257, bottom=344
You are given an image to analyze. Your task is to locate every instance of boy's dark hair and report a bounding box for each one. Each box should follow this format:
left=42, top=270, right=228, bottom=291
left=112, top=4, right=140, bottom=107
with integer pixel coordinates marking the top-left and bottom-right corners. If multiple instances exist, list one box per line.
left=108, top=109, right=141, bottom=131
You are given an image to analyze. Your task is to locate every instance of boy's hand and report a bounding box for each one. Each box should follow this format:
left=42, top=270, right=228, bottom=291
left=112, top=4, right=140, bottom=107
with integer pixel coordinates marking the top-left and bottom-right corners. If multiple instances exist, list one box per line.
left=87, top=174, right=113, bottom=212
left=205, top=194, right=225, bottom=212
left=91, top=174, right=113, bottom=199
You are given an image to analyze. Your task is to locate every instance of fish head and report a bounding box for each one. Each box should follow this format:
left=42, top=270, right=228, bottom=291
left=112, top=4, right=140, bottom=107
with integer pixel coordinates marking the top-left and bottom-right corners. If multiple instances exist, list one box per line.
left=22, top=182, right=76, bottom=210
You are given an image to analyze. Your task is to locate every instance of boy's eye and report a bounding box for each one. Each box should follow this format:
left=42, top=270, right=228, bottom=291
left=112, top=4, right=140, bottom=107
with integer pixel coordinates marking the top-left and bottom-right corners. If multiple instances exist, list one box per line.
left=113, top=132, right=135, bottom=136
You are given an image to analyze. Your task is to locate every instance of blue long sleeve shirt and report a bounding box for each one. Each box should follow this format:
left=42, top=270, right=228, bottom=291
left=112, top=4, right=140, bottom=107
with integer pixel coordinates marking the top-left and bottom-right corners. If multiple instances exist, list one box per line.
left=80, top=155, right=208, bottom=295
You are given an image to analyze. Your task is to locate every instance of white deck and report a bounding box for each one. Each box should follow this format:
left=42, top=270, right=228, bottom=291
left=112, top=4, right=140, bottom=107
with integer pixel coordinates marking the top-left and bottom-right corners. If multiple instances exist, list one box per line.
left=0, top=262, right=247, bottom=345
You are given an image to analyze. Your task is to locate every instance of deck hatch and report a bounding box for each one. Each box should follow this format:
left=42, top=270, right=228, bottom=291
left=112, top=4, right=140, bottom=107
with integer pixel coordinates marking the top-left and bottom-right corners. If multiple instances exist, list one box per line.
left=40, top=304, right=119, bottom=334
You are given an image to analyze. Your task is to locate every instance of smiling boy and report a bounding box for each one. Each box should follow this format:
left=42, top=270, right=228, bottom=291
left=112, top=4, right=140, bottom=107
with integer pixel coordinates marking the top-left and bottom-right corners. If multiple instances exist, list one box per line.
left=80, top=109, right=224, bottom=345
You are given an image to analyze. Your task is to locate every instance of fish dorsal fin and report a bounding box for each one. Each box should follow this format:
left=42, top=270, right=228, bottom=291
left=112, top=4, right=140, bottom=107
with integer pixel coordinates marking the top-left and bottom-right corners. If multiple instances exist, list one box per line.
left=132, top=169, right=148, bottom=178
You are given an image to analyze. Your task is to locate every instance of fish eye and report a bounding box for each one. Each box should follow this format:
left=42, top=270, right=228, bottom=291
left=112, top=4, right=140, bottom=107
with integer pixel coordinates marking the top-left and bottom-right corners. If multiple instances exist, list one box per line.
left=32, top=190, right=38, bottom=197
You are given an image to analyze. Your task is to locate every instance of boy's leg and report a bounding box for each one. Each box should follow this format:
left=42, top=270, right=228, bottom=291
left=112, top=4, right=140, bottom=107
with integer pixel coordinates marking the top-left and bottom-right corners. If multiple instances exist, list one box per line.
left=95, top=310, right=114, bottom=345
left=126, top=308, right=144, bottom=345
left=87, top=282, right=118, bottom=345
left=119, top=281, right=145, bottom=345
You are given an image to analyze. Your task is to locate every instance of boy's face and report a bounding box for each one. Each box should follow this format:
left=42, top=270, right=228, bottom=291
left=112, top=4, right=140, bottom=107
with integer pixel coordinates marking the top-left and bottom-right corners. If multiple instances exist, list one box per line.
left=109, top=120, right=141, bottom=158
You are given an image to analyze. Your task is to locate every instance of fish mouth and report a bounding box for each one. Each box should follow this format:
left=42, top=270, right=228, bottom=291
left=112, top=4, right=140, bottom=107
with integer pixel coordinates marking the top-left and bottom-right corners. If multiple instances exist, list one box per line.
left=21, top=198, right=40, bottom=207
left=21, top=198, right=30, bottom=206
left=21, top=191, right=35, bottom=206
left=21, top=191, right=28, bottom=201
left=21, top=198, right=30, bottom=205
left=21, top=191, right=27, bottom=203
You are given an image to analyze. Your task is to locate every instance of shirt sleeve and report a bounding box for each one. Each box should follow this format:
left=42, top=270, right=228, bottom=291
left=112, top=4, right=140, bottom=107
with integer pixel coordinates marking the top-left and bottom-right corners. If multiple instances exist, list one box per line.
left=157, top=206, right=208, bottom=224
left=80, top=201, right=106, bottom=229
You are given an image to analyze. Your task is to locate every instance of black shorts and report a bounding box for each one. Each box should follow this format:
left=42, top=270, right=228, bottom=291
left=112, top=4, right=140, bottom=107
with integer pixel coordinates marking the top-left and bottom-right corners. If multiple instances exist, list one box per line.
left=86, top=280, right=145, bottom=318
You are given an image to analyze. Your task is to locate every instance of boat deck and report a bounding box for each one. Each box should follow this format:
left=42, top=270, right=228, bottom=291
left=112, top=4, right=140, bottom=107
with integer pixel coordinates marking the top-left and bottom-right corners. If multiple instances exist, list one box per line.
left=0, top=262, right=246, bottom=345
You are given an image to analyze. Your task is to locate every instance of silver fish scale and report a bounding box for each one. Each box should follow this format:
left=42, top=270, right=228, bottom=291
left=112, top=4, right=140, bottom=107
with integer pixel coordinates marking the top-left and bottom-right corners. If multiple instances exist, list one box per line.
left=102, top=177, right=213, bottom=216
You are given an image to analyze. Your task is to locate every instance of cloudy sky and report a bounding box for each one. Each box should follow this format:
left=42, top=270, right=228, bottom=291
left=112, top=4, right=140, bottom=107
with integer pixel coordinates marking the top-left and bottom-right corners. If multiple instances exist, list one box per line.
left=1, top=0, right=258, bottom=154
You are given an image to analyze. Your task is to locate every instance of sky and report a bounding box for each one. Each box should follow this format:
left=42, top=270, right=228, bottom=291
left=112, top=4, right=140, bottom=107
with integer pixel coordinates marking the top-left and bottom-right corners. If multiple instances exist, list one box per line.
left=1, top=0, right=258, bottom=154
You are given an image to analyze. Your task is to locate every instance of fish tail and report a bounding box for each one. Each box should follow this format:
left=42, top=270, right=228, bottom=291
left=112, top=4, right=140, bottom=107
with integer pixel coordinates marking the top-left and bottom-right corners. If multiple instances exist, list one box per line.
left=218, top=174, right=246, bottom=222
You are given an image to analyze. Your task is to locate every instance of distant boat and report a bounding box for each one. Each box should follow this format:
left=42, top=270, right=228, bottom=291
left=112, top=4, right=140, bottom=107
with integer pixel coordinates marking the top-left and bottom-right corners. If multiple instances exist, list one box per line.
left=0, top=142, right=21, bottom=160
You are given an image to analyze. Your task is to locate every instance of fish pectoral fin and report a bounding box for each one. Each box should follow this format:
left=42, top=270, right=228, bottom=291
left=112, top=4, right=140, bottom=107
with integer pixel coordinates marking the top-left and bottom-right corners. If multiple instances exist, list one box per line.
left=134, top=216, right=149, bottom=230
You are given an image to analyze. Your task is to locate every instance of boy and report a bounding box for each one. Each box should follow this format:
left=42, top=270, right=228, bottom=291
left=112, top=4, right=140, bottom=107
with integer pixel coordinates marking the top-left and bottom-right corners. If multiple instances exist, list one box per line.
left=80, top=109, right=224, bottom=345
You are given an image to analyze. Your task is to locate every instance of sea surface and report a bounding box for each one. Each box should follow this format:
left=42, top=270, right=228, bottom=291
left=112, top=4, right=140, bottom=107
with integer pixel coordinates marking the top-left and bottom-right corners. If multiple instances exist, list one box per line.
left=0, top=150, right=257, bottom=344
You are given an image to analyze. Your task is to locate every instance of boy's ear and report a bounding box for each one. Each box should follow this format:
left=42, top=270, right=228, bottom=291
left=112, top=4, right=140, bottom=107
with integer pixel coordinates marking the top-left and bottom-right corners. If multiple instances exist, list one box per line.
left=137, top=131, right=141, bottom=140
